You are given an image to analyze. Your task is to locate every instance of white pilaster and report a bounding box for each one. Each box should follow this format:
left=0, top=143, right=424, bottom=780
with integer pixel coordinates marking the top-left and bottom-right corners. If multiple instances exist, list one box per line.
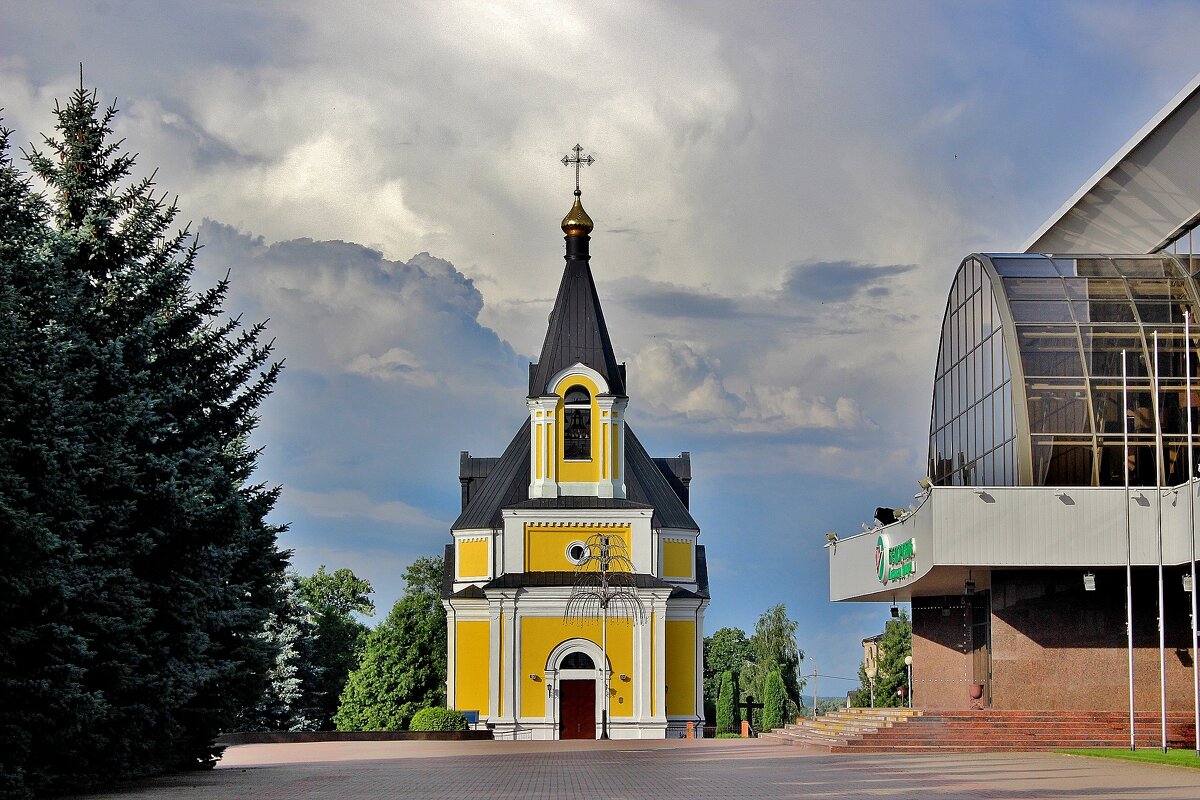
left=595, top=396, right=627, bottom=499
left=527, top=396, right=559, bottom=499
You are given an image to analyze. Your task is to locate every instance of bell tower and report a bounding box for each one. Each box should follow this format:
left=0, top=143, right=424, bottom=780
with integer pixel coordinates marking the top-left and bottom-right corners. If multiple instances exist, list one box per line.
left=528, top=145, right=628, bottom=499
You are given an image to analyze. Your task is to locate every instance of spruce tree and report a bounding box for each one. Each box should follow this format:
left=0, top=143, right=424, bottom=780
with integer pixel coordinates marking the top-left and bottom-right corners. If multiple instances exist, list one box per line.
left=0, top=83, right=287, bottom=795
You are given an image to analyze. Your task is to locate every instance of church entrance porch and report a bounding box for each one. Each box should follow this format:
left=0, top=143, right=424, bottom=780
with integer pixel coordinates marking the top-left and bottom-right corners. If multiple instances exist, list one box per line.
left=559, top=679, right=596, bottom=739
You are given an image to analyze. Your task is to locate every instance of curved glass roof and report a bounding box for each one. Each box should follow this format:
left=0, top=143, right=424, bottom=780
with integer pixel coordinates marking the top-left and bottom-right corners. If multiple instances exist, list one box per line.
left=929, top=254, right=1200, bottom=487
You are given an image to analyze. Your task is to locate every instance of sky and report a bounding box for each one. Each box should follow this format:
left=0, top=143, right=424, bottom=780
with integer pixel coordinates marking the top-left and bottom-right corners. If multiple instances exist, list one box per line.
left=4, top=0, right=1200, bottom=689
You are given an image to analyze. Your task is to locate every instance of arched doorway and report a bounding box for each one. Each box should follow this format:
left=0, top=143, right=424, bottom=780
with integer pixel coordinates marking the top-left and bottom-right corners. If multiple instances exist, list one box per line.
left=547, top=639, right=607, bottom=740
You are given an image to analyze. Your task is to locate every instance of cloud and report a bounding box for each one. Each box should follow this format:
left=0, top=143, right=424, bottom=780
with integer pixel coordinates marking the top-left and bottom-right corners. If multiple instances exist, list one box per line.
left=630, top=339, right=875, bottom=434
left=782, top=261, right=917, bottom=304
left=286, top=488, right=445, bottom=530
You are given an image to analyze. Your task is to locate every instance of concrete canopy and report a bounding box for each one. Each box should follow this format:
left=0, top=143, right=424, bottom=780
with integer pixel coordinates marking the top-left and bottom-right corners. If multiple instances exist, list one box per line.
left=1024, top=72, right=1200, bottom=256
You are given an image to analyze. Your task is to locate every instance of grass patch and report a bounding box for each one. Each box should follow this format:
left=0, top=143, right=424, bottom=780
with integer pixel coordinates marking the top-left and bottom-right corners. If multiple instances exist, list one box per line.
left=1059, top=748, right=1200, bottom=769
left=715, top=733, right=743, bottom=739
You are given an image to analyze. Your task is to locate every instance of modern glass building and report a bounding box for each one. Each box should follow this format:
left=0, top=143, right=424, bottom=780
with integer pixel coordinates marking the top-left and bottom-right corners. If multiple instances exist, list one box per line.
left=931, top=254, right=1200, bottom=489
left=828, top=72, right=1200, bottom=721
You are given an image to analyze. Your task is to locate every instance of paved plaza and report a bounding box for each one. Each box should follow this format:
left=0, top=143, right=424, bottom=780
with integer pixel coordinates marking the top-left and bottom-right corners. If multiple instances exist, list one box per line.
left=65, top=738, right=1200, bottom=799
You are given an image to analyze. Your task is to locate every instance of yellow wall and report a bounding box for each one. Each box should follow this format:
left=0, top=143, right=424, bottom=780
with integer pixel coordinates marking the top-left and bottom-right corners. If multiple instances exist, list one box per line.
left=457, top=538, right=489, bottom=578
left=662, top=539, right=693, bottom=579
left=454, top=620, right=490, bottom=714
left=556, top=375, right=601, bottom=483
left=524, top=524, right=631, bottom=572
left=665, top=620, right=696, bottom=716
left=520, top=616, right=634, bottom=718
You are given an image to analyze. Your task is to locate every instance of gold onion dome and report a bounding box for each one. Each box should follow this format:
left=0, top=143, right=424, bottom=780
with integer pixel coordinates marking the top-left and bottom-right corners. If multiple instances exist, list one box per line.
left=561, top=189, right=593, bottom=236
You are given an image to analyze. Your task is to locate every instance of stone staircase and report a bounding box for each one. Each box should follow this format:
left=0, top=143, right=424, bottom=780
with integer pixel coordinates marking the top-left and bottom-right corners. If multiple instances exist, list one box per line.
left=761, top=709, right=1197, bottom=752
left=759, top=707, right=921, bottom=749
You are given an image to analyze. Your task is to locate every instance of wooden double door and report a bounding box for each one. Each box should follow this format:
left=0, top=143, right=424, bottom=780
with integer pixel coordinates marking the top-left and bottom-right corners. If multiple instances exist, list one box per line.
left=559, top=679, right=595, bottom=739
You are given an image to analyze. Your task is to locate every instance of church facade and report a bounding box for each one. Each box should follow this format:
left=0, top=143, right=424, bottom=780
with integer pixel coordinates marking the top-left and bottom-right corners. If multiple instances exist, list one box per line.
left=441, top=176, right=709, bottom=740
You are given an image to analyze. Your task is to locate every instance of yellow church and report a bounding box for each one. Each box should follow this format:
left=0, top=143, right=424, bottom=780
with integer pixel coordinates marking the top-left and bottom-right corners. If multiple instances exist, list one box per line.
left=440, top=158, right=709, bottom=740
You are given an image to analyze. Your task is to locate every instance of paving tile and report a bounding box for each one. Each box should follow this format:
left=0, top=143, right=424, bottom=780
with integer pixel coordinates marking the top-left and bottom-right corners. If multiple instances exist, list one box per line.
left=64, top=739, right=1200, bottom=799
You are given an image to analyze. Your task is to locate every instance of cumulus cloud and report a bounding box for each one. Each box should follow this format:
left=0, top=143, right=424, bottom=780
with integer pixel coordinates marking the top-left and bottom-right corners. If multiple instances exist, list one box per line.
left=630, top=339, right=875, bottom=433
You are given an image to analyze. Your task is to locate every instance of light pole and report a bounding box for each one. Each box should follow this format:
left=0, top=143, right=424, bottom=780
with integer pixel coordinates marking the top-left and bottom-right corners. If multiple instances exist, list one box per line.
left=904, top=655, right=913, bottom=709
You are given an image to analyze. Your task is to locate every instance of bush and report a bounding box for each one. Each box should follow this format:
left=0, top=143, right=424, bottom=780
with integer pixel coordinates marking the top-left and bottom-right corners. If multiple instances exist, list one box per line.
left=409, top=707, right=468, bottom=732
left=715, top=732, right=743, bottom=738
left=761, top=670, right=787, bottom=732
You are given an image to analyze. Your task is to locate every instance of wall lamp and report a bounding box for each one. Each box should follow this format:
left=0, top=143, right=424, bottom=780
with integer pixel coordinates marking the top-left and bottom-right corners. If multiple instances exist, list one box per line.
left=917, top=476, right=933, bottom=491
left=619, top=674, right=630, bottom=682
left=825, top=532, right=838, bottom=543
left=1184, top=573, right=1193, bottom=593
left=1083, top=572, right=1096, bottom=592
left=529, top=674, right=541, bottom=682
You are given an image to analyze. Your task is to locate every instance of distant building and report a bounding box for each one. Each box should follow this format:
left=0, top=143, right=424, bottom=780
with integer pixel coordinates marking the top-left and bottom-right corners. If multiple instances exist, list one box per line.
left=828, top=75, right=1200, bottom=712
left=441, top=179, right=709, bottom=739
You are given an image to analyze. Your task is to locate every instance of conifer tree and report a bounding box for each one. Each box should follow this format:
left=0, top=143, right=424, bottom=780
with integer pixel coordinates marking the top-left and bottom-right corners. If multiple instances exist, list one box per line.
left=715, top=671, right=738, bottom=734
left=0, top=83, right=286, bottom=795
left=761, top=670, right=787, bottom=732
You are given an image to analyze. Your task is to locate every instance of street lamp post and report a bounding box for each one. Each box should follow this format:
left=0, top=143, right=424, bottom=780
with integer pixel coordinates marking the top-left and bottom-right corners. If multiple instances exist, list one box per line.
left=904, top=655, right=913, bottom=709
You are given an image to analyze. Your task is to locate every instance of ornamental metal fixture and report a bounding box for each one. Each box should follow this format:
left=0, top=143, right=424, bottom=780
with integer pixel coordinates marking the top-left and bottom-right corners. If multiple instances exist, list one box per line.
left=561, top=143, right=595, bottom=193
left=565, top=532, right=645, bottom=739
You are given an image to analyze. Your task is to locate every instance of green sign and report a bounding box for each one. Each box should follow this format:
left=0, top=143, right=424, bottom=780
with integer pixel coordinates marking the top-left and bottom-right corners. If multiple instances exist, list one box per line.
left=875, top=534, right=916, bottom=584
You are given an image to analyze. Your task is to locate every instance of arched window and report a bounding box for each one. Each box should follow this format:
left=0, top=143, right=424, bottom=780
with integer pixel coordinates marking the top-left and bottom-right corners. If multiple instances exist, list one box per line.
left=563, top=385, right=591, bottom=460
left=560, top=651, right=595, bottom=670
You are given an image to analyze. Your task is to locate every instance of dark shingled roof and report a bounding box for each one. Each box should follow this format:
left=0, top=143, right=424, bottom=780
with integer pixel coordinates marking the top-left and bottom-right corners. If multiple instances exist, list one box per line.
left=482, top=571, right=677, bottom=590
left=507, top=498, right=653, bottom=511
left=451, top=419, right=532, bottom=530
left=528, top=260, right=626, bottom=397
left=450, top=422, right=698, bottom=532
left=624, top=427, right=698, bottom=530
left=441, top=544, right=454, bottom=598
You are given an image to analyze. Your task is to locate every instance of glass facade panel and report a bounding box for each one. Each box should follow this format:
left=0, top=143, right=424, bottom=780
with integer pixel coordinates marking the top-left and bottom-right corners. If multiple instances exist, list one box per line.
left=1002, top=277, right=1066, bottom=300
left=991, top=256, right=1058, bottom=277
left=930, top=253, right=1200, bottom=488
left=1025, top=379, right=1090, bottom=434
left=1009, top=300, right=1073, bottom=323
left=1016, top=327, right=1084, bottom=377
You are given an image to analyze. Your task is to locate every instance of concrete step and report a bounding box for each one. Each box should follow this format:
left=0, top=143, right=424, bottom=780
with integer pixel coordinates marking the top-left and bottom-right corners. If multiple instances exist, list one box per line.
left=770, top=710, right=1197, bottom=753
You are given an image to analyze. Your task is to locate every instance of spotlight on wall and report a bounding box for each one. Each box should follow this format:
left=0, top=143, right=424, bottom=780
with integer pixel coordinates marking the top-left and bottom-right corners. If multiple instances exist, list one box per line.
left=917, top=476, right=933, bottom=491
left=826, top=532, right=838, bottom=543
left=1184, top=573, right=1194, bottom=593
left=891, top=605, right=900, bottom=619
left=1083, top=572, right=1097, bottom=592
left=529, top=674, right=541, bottom=682
left=620, top=674, right=630, bottom=682
left=964, top=579, right=976, bottom=596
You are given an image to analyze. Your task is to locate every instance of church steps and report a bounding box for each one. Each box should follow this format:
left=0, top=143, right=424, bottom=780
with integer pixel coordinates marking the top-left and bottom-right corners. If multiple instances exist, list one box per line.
left=764, top=710, right=1196, bottom=753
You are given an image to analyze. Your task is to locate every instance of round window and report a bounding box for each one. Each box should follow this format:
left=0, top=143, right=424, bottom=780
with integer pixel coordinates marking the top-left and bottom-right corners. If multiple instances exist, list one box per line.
left=566, top=541, right=589, bottom=565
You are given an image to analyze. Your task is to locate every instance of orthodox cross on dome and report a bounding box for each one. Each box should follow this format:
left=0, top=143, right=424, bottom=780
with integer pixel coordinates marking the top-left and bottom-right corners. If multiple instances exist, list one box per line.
left=561, top=143, right=595, bottom=193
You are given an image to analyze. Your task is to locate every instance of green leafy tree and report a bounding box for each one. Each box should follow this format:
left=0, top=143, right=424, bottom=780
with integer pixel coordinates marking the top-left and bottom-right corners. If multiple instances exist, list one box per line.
left=298, top=566, right=375, bottom=728
left=761, top=670, right=788, bottom=732
left=703, top=627, right=751, bottom=722
left=334, top=557, right=447, bottom=730
left=715, top=670, right=738, bottom=734
left=0, top=85, right=286, bottom=796
left=744, top=605, right=805, bottom=729
left=851, top=612, right=912, bottom=708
